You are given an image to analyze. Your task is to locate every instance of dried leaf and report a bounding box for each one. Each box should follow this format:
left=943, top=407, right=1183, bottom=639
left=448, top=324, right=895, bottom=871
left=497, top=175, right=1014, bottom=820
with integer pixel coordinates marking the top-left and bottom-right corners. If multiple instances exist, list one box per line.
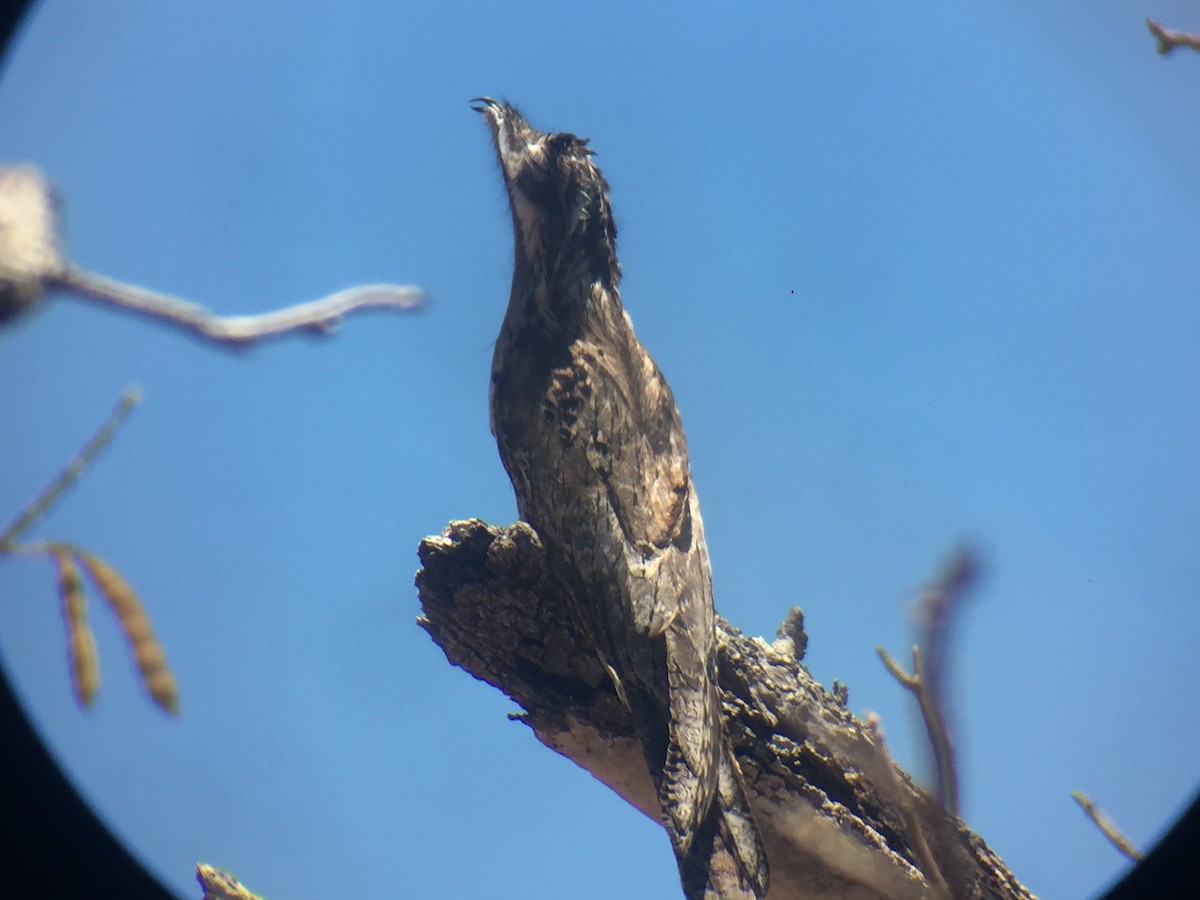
left=78, top=552, right=179, bottom=713
left=48, top=544, right=100, bottom=707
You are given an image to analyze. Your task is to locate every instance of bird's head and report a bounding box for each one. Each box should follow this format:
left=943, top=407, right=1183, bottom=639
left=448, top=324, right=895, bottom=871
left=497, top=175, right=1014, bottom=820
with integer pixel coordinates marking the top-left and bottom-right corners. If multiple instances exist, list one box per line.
left=473, top=97, right=619, bottom=288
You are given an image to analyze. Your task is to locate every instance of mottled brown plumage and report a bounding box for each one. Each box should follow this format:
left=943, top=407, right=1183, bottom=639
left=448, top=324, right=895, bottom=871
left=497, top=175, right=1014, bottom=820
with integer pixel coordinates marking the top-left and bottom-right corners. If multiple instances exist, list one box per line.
left=475, top=98, right=768, bottom=899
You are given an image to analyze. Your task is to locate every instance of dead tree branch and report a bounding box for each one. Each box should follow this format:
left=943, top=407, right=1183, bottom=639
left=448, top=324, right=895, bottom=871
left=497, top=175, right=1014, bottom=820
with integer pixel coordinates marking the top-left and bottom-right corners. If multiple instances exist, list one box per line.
left=416, top=519, right=1033, bottom=900
left=0, top=388, right=139, bottom=551
left=1146, top=18, right=1200, bottom=55
left=56, top=267, right=423, bottom=347
left=1072, top=791, right=1144, bottom=863
left=879, top=547, right=980, bottom=817
left=877, top=645, right=959, bottom=819
left=0, top=164, right=424, bottom=346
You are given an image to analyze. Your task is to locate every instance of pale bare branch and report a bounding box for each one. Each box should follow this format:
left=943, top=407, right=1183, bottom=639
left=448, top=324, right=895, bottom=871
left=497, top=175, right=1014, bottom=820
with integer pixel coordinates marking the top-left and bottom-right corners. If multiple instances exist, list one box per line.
left=1072, top=791, right=1144, bottom=862
left=55, top=265, right=424, bottom=348
left=1147, top=18, right=1200, bottom=55
left=0, top=163, right=425, bottom=346
left=0, top=388, right=140, bottom=551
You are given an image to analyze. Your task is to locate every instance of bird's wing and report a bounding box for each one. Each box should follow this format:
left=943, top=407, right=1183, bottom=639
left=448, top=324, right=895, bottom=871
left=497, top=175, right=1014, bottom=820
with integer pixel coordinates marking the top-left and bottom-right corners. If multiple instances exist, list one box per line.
left=572, top=330, right=724, bottom=855
left=574, top=332, right=699, bottom=637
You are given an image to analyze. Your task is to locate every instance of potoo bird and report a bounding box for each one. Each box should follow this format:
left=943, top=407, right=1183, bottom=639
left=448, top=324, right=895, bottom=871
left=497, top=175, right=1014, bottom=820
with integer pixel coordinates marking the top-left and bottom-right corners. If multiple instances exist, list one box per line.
left=475, top=97, right=769, bottom=899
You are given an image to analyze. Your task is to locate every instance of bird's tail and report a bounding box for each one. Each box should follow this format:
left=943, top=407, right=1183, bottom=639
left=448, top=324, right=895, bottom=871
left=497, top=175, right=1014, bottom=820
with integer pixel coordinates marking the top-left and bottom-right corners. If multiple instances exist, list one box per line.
left=651, top=622, right=768, bottom=899
left=675, top=740, right=770, bottom=900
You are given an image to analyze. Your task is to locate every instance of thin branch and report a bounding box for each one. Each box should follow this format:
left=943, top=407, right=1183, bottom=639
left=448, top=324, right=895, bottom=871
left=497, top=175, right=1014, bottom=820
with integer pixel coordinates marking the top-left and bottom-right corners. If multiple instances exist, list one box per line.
left=912, top=546, right=979, bottom=703
left=1072, top=791, right=1144, bottom=862
left=878, top=646, right=913, bottom=688
left=1, top=163, right=426, bottom=345
left=0, top=387, right=140, bottom=552
left=879, top=546, right=979, bottom=816
left=877, top=644, right=960, bottom=816
left=1147, top=18, right=1200, bottom=56
left=54, top=265, right=424, bottom=349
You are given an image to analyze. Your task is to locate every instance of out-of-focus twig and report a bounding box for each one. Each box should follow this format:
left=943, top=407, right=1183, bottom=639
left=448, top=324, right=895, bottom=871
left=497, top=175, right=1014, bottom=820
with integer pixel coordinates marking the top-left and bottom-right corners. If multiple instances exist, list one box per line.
left=879, top=546, right=981, bottom=815
left=0, top=387, right=140, bottom=551
left=1147, top=18, right=1200, bottom=55
left=58, top=266, right=424, bottom=348
left=912, top=547, right=979, bottom=704
left=1072, top=791, right=1144, bottom=862
left=0, top=164, right=425, bottom=346
left=878, top=644, right=960, bottom=816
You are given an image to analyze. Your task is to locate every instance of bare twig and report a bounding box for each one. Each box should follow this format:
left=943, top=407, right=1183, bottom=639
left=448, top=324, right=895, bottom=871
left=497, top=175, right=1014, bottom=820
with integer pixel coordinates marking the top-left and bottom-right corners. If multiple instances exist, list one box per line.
left=912, top=547, right=979, bottom=706
left=0, top=163, right=425, bottom=346
left=877, top=644, right=960, bottom=816
left=1072, top=791, right=1144, bottom=862
left=879, top=546, right=980, bottom=816
left=0, top=387, right=140, bottom=551
left=55, top=265, right=424, bottom=348
left=1147, top=18, right=1200, bottom=55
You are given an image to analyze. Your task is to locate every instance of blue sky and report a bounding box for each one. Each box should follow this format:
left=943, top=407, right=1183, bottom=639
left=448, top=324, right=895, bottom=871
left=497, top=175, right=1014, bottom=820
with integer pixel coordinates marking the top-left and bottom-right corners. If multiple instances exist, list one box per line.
left=1, top=2, right=1198, bottom=898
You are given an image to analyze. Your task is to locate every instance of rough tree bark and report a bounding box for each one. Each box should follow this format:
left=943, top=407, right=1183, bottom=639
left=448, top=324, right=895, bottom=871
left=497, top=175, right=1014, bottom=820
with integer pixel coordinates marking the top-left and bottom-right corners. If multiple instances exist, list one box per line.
left=416, top=519, right=1034, bottom=900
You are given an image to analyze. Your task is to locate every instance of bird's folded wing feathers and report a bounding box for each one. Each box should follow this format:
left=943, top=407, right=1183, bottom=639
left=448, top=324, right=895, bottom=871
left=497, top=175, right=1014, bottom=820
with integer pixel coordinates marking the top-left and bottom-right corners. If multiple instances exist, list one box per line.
left=578, top=337, right=695, bottom=636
